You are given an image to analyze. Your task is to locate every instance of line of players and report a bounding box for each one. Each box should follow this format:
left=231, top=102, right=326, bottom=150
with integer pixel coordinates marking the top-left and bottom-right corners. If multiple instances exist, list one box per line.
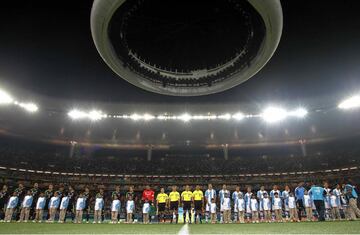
left=1, top=182, right=360, bottom=224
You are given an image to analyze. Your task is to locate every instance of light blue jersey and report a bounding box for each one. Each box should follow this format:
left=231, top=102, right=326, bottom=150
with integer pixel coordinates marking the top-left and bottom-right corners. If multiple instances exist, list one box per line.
left=309, top=186, right=325, bottom=201
left=256, top=190, right=267, bottom=211
left=219, top=189, right=229, bottom=204
left=205, top=189, right=216, bottom=203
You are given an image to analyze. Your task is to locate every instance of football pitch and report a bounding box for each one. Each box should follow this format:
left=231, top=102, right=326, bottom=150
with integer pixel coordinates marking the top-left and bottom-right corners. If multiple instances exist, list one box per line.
left=0, top=221, right=360, bottom=234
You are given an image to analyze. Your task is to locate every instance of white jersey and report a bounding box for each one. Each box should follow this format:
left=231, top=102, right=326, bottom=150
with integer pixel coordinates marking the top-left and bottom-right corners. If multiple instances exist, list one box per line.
left=205, top=189, right=217, bottom=211
left=143, top=202, right=150, bottom=214
left=7, top=196, right=18, bottom=209
left=273, top=197, right=282, bottom=210
left=210, top=202, right=217, bottom=213
left=330, top=195, right=338, bottom=208
left=59, top=196, right=69, bottom=210
left=76, top=198, right=85, bottom=210
left=250, top=199, right=258, bottom=211
left=111, top=199, right=120, bottom=212
left=324, top=188, right=331, bottom=209
left=126, top=200, right=135, bottom=213
left=236, top=198, right=245, bottom=212
left=303, top=195, right=312, bottom=208
left=222, top=197, right=231, bottom=210
left=36, top=197, right=46, bottom=209
left=94, top=198, right=104, bottom=211
left=22, top=195, right=33, bottom=208
left=244, top=192, right=252, bottom=213
left=263, top=198, right=271, bottom=211
left=288, top=196, right=296, bottom=209
left=49, top=196, right=60, bottom=209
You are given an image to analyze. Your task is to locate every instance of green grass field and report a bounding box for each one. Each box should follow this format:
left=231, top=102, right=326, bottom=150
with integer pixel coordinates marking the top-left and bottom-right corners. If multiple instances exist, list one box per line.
left=0, top=221, right=359, bottom=234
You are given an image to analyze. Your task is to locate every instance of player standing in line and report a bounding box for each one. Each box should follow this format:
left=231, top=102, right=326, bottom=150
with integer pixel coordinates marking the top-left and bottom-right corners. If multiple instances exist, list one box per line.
left=232, top=186, right=243, bottom=223
left=34, top=192, right=46, bottom=223
left=142, top=199, right=150, bottom=224
left=256, top=186, right=267, bottom=222
left=168, top=186, right=180, bottom=224
left=222, top=192, right=231, bottom=224
left=250, top=194, right=259, bottom=223
left=47, top=191, right=60, bottom=222
left=29, top=183, right=39, bottom=220
left=142, top=185, right=155, bottom=222
left=83, top=187, right=91, bottom=223
left=210, top=198, right=217, bottom=224
left=75, top=193, right=85, bottom=223
left=323, top=182, right=332, bottom=220
left=193, top=185, right=204, bottom=224
left=303, top=190, right=313, bottom=221
left=295, top=182, right=306, bottom=220
left=332, top=184, right=343, bottom=215
left=18, top=190, right=33, bottom=222
left=236, top=194, right=245, bottom=223
left=181, top=185, right=193, bottom=224
left=5, top=192, right=18, bottom=222
left=272, top=192, right=283, bottom=222
left=156, top=187, right=168, bottom=223
left=288, top=192, right=299, bottom=222
left=282, top=185, right=290, bottom=221
left=14, top=183, right=25, bottom=220
left=93, top=192, right=104, bottom=224
left=0, top=185, right=8, bottom=221
left=110, top=195, right=121, bottom=224
left=66, top=186, right=76, bottom=222
left=219, top=184, right=230, bottom=223
left=44, top=184, right=53, bottom=220
left=262, top=194, right=272, bottom=223
left=244, top=186, right=253, bottom=223
left=204, top=184, right=216, bottom=223
left=126, top=195, right=135, bottom=223
left=58, top=192, right=69, bottom=223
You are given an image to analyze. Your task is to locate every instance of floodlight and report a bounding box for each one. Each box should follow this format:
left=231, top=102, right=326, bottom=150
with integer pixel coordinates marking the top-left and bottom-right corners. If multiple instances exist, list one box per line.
left=288, top=108, right=308, bottom=118
left=130, top=113, right=141, bottom=121
left=0, top=89, right=13, bottom=105
left=18, top=102, right=39, bottom=113
left=218, top=113, right=231, bottom=120
left=232, top=112, right=245, bottom=121
left=68, top=109, right=87, bottom=119
left=178, top=113, right=192, bottom=122
left=338, top=95, right=360, bottom=109
left=261, top=107, right=287, bottom=123
left=88, top=110, right=106, bottom=121
left=143, top=113, right=155, bottom=121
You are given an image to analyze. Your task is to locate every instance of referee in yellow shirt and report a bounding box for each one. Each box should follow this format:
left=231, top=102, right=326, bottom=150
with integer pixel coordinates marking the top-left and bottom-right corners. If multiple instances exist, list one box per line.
left=181, top=185, right=193, bottom=224
left=193, top=185, right=204, bottom=224
left=168, top=185, right=180, bottom=223
left=156, top=187, right=169, bottom=223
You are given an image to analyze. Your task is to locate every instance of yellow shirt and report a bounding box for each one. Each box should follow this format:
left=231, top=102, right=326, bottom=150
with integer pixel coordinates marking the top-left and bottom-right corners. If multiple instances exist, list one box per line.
left=181, top=191, right=193, bottom=201
left=193, top=190, right=204, bottom=201
left=156, top=193, right=168, bottom=204
left=169, top=191, right=180, bottom=202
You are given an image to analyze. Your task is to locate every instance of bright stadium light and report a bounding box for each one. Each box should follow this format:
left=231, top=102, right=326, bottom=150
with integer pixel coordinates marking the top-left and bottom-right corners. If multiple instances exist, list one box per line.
left=338, top=95, right=360, bottom=110
left=288, top=108, right=308, bottom=118
left=0, top=89, right=14, bottom=105
left=261, top=107, right=287, bottom=123
left=130, top=113, right=141, bottom=121
left=68, top=109, right=87, bottom=120
left=232, top=112, right=245, bottom=121
left=143, top=113, right=155, bottom=121
left=88, top=110, right=106, bottom=121
left=17, top=102, right=39, bottom=113
left=178, top=113, right=192, bottom=122
left=218, top=113, right=231, bottom=120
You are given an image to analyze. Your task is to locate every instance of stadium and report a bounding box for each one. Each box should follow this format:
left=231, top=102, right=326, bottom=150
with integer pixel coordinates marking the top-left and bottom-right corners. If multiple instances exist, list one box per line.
left=1, top=0, right=360, bottom=234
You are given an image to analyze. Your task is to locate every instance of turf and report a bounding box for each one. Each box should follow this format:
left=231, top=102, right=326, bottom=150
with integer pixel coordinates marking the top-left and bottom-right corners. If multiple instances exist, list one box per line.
left=0, top=221, right=359, bottom=234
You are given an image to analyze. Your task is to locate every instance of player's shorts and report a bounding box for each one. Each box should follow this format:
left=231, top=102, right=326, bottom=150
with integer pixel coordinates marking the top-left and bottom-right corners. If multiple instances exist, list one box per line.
left=194, top=200, right=202, bottom=211
left=234, top=204, right=238, bottom=213
left=158, top=203, right=166, bottom=212
left=183, top=201, right=191, bottom=211
left=170, top=201, right=179, bottom=210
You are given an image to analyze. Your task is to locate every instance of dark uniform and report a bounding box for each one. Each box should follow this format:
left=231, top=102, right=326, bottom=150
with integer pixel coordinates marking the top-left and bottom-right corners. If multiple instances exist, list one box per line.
left=30, top=187, right=39, bottom=220
left=67, top=190, right=76, bottom=221
left=83, top=191, right=90, bottom=222
left=0, top=189, right=8, bottom=220
left=44, top=189, right=53, bottom=219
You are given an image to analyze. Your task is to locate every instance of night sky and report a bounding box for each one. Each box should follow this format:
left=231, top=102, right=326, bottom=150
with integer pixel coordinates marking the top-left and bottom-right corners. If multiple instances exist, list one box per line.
left=0, top=0, right=360, bottom=104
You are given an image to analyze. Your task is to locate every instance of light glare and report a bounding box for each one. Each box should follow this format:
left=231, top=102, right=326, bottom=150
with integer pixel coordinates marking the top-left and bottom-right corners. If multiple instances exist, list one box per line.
left=261, top=107, right=287, bottom=123
left=0, top=90, right=13, bottom=105
left=18, top=102, right=38, bottom=113
left=338, top=95, right=360, bottom=109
